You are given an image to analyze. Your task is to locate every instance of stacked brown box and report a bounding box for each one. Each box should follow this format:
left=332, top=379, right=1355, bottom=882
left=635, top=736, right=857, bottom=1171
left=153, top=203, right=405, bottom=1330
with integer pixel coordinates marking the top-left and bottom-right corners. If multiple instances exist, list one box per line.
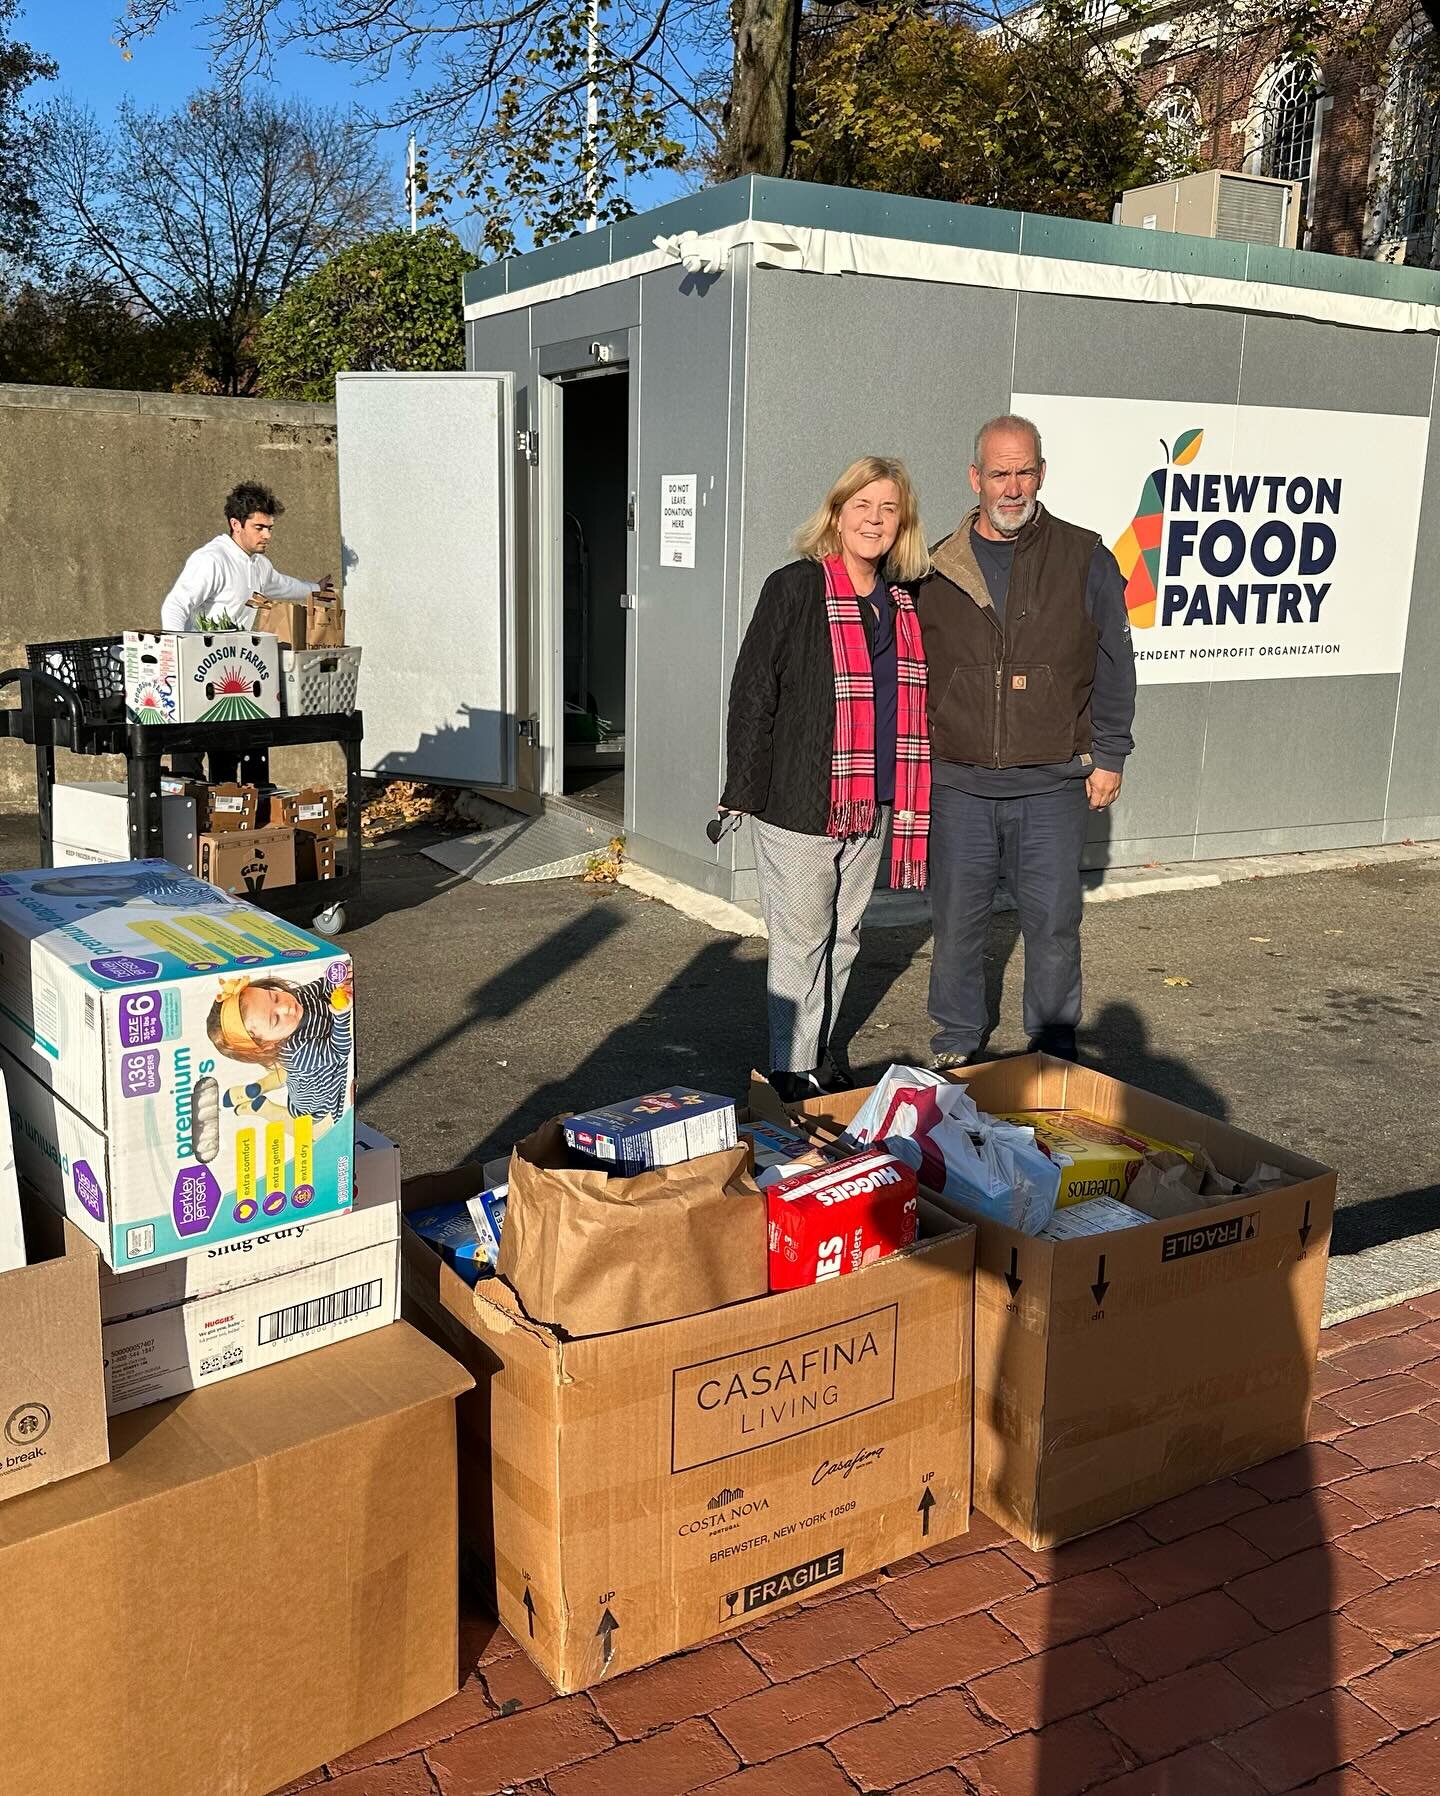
left=197, top=826, right=297, bottom=894
left=0, top=1325, right=471, bottom=1794
left=266, top=787, right=338, bottom=882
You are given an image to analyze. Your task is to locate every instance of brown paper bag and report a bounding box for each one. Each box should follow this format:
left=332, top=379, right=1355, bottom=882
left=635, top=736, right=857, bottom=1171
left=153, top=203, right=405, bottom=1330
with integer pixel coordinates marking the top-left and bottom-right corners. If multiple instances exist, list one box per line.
left=497, top=1121, right=768, bottom=1336
left=252, top=596, right=308, bottom=646
left=306, top=593, right=345, bottom=647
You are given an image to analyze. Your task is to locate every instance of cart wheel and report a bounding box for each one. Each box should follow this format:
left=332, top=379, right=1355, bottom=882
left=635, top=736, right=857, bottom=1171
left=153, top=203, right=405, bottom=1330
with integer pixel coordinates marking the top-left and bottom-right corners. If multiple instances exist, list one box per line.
left=312, top=903, right=346, bottom=937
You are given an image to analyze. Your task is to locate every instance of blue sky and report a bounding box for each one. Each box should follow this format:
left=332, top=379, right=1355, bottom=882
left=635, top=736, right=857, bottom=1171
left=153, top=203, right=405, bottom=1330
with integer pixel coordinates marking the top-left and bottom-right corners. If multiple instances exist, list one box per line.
left=24, top=2, right=418, bottom=202
left=22, top=1, right=687, bottom=244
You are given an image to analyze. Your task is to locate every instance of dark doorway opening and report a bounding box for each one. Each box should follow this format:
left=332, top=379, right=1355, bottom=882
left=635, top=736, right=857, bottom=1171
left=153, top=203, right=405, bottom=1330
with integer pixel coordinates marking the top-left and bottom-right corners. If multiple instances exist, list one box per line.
left=560, top=371, right=629, bottom=821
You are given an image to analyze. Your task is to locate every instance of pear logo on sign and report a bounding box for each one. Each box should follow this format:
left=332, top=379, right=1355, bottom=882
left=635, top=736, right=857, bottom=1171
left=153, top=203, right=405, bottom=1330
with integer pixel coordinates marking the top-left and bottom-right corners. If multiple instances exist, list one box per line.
left=1113, top=430, right=1203, bottom=628
left=1111, top=427, right=1340, bottom=634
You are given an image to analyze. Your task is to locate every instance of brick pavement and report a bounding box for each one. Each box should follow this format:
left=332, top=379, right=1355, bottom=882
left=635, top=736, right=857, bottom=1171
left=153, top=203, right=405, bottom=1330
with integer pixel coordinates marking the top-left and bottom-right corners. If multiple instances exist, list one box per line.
left=278, top=1296, right=1440, bottom=1796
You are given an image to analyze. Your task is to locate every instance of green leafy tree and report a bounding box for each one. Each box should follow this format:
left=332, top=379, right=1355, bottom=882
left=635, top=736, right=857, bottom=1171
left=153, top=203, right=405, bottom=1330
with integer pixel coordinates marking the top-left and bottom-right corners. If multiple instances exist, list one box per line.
left=0, top=0, right=56, bottom=261
left=0, top=273, right=201, bottom=389
left=793, top=1, right=1169, bottom=220
left=256, top=228, right=477, bottom=401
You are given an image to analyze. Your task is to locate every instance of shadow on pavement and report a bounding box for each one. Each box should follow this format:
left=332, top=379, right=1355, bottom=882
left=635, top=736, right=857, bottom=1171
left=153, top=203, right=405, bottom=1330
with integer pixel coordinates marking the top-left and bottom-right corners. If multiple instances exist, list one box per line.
left=1332, top=1183, right=1440, bottom=1256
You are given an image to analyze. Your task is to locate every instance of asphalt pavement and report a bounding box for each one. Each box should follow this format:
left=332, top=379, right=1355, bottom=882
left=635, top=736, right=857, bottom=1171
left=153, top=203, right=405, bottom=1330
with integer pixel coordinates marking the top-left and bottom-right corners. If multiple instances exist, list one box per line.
left=1, top=813, right=1436, bottom=1255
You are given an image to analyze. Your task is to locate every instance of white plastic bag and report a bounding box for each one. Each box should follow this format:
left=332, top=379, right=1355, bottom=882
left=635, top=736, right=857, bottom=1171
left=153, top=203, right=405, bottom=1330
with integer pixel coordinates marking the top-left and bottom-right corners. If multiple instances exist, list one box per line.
left=921, top=1117, right=1061, bottom=1234
left=843, top=1065, right=1060, bottom=1234
left=840, top=1065, right=982, bottom=1181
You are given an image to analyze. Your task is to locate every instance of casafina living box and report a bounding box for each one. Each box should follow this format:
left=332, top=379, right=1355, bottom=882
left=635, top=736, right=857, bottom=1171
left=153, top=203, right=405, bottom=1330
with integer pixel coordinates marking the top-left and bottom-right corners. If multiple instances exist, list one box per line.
left=401, top=1163, right=974, bottom=1694
left=124, top=630, right=281, bottom=724
left=0, top=862, right=354, bottom=1269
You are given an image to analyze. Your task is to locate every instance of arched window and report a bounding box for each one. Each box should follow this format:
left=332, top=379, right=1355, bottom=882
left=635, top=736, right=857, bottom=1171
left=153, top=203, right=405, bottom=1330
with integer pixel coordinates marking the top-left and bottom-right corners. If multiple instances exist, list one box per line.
left=1385, top=33, right=1440, bottom=245
left=1151, top=87, right=1203, bottom=178
left=1257, top=59, right=1323, bottom=232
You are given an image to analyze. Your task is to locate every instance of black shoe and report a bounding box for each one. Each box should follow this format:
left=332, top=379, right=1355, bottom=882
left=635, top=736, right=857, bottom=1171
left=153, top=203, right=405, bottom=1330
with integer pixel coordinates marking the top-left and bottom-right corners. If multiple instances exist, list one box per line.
left=768, top=1068, right=825, bottom=1105
left=1027, top=1027, right=1079, bottom=1063
left=818, top=1049, right=855, bottom=1093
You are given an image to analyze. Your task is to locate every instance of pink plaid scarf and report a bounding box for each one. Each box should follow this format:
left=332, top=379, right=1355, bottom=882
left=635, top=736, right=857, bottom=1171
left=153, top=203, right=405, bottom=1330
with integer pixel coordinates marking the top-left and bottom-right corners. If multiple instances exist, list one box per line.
left=822, top=555, right=931, bottom=890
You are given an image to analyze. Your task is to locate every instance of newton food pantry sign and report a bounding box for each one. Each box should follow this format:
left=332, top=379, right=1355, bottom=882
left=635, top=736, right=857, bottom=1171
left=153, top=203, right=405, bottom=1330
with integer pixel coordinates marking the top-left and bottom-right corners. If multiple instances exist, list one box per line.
left=1012, top=394, right=1429, bottom=684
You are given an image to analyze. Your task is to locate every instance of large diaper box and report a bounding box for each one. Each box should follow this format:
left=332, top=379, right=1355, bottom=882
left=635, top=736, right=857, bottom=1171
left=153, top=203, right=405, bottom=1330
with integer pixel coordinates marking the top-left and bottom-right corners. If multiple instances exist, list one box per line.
left=0, top=861, right=355, bottom=1269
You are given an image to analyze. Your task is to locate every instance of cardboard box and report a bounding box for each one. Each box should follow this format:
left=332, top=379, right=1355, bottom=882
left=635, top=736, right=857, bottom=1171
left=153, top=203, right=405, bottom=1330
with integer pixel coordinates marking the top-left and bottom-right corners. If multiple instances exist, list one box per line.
left=402, top=1163, right=975, bottom=1693
left=52, top=780, right=197, bottom=874
left=100, top=1122, right=401, bottom=1322
left=160, top=774, right=213, bottom=829
left=0, top=1059, right=23, bottom=1274
left=124, top=630, right=281, bottom=724
left=1000, top=1109, right=1190, bottom=1207
left=103, top=1234, right=400, bottom=1413
left=297, top=832, right=338, bottom=882
left=754, top=1057, right=1337, bottom=1550
left=197, top=825, right=298, bottom=894
left=0, top=1325, right=471, bottom=1795
left=206, top=782, right=261, bottom=832
left=268, top=786, right=338, bottom=834
left=0, top=1195, right=108, bottom=1502
left=356, top=1119, right=402, bottom=1209
left=0, top=861, right=355, bottom=1270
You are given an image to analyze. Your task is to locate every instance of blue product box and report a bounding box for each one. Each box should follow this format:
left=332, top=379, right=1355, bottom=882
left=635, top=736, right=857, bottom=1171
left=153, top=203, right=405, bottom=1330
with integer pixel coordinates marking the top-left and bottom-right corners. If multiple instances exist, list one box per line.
left=739, top=1119, right=817, bottom=1171
left=409, top=1185, right=508, bottom=1286
left=563, top=1088, right=737, bottom=1176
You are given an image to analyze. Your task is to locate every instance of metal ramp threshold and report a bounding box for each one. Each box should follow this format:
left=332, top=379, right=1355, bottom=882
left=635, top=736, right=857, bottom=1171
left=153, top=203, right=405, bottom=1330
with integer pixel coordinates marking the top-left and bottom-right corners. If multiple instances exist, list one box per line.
left=422, top=804, right=615, bottom=885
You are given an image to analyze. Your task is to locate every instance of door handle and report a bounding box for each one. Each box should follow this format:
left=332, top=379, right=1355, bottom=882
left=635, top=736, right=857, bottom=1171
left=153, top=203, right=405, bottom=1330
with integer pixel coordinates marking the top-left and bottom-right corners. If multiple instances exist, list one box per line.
left=619, top=593, right=636, bottom=611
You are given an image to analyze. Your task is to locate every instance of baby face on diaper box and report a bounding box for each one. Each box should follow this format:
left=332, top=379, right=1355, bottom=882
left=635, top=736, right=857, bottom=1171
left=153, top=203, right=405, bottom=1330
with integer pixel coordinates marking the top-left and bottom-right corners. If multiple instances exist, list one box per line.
left=0, top=861, right=354, bottom=1269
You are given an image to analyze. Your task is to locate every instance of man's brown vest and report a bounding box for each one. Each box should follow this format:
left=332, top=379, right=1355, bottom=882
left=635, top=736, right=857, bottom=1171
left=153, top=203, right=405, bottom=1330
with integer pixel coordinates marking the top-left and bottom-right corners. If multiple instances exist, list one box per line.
left=916, top=505, right=1100, bottom=769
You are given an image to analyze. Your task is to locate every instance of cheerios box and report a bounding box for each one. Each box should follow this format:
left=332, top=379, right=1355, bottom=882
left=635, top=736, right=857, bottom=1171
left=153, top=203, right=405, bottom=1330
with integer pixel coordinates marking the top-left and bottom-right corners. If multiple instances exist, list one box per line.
left=0, top=861, right=354, bottom=1270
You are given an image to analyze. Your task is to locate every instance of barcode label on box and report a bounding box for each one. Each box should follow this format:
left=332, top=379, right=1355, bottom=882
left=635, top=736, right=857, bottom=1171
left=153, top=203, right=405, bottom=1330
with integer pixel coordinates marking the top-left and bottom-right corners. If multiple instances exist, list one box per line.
left=126, top=1224, right=156, bottom=1260
left=258, top=1277, right=384, bottom=1345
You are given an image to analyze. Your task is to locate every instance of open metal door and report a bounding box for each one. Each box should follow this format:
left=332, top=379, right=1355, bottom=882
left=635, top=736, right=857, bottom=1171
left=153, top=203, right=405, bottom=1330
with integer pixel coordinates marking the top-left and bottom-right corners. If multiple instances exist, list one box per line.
left=336, top=371, right=516, bottom=788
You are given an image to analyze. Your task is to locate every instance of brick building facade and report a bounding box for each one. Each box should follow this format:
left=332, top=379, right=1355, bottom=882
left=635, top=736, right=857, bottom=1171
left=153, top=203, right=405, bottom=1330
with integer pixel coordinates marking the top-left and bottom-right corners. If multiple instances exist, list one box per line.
left=1096, top=0, right=1439, bottom=262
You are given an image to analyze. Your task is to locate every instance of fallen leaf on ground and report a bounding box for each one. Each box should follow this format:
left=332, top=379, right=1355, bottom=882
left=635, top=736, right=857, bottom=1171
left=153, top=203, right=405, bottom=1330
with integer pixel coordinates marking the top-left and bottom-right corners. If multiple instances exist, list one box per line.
left=1249, top=936, right=1270, bottom=943
left=1163, top=975, right=1193, bottom=987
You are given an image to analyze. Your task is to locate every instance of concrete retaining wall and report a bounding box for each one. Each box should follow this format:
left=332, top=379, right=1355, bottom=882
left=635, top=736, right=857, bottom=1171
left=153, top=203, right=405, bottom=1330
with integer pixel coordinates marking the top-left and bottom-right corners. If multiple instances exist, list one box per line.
left=0, top=384, right=343, bottom=813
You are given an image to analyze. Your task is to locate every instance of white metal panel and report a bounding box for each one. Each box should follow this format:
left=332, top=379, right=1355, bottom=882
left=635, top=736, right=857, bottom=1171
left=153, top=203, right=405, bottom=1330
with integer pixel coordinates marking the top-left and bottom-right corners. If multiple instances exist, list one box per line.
left=336, top=371, right=515, bottom=788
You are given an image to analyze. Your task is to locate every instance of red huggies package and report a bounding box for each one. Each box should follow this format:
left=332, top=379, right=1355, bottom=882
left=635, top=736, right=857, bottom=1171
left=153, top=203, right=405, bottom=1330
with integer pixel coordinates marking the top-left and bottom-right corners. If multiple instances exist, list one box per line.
left=765, top=1150, right=920, bottom=1291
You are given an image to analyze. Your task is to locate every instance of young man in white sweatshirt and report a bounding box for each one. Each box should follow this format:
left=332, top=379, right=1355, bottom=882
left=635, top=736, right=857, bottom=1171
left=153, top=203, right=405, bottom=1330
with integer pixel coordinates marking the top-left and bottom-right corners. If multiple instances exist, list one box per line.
left=160, top=480, right=333, bottom=631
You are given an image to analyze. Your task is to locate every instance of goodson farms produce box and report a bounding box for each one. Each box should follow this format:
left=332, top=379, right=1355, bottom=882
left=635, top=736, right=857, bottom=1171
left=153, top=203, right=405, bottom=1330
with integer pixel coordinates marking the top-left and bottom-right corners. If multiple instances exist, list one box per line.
left=401, top=1162, right=975, bottom=1693
left=123, top=630, right=282, bottom=724
left=754, top=1055, right=1337, bottom=1551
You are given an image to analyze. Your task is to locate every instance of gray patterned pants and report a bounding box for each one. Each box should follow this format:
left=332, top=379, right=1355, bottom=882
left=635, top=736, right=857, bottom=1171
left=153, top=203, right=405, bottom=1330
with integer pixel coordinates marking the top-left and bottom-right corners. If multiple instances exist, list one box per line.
left=751, top=811, right=889, bottom=1073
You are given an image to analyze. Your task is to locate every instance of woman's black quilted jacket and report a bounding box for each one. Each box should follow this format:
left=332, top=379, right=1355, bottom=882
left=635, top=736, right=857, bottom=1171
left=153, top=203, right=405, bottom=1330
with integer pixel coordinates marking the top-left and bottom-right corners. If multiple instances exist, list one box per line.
left=720, top=558, right=842, bottom=835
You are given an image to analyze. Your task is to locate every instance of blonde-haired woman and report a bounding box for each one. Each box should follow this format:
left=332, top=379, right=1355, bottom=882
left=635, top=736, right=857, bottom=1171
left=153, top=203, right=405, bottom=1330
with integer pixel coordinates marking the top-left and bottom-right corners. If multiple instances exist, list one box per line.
left=720, top=456, right=932, bottom=1103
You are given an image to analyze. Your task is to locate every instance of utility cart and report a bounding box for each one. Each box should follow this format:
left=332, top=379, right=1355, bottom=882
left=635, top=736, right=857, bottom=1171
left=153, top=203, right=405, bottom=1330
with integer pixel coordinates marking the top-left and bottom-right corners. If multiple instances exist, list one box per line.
left=1, top=636, right=363, bottom=936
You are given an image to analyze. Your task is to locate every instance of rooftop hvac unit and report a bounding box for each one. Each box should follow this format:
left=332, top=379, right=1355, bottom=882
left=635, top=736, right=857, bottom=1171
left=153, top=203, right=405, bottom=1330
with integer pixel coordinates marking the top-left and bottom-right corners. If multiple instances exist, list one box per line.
left=1116, top=170, right=1302, bottom=248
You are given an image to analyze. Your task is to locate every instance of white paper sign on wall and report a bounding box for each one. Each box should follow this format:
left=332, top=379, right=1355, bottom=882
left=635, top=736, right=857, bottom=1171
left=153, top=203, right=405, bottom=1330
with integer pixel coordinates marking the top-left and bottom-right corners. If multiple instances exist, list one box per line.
left=660, top=474, right=697, bottom=569
left=1011, top=393, right=1429, bottom=685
